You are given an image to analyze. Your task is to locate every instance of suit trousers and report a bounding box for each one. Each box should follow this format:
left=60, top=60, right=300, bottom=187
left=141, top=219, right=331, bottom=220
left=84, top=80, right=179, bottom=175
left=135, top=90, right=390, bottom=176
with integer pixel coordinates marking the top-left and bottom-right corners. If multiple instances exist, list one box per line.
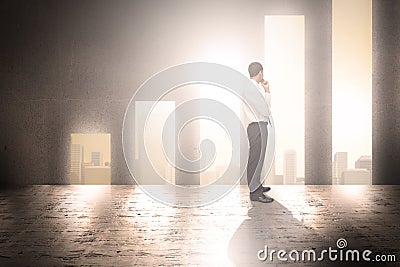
left=247, top=121, right=268, bottom=197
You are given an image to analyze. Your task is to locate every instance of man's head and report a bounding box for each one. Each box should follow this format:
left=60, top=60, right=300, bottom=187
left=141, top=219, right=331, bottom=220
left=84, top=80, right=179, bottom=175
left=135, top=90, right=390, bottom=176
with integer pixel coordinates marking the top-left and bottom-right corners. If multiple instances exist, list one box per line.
left=248, top=62, right=263, bottom=82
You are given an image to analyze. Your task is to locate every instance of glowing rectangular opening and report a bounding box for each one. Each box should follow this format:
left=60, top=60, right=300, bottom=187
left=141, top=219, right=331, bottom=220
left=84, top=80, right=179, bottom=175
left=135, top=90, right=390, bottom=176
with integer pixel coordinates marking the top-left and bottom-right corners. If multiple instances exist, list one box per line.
left=264, top=15, right=305, bottom=185
left=332, top=0, right=372, bottom=185
left=70, top=133, right=111, bottom=185
left=135, top=101, right=176, bottom=185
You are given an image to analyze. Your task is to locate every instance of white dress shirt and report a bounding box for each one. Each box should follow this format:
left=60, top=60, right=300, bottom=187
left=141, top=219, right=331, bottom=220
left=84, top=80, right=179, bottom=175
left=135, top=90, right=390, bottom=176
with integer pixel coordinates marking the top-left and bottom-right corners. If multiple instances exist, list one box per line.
left=242, top=79, right=271, bottom=126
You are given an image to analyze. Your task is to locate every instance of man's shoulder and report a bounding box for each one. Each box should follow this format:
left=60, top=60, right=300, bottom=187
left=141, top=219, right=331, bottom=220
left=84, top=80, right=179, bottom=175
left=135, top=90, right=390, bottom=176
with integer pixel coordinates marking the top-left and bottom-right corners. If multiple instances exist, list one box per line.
left=249, top=79, right=258, bottom=86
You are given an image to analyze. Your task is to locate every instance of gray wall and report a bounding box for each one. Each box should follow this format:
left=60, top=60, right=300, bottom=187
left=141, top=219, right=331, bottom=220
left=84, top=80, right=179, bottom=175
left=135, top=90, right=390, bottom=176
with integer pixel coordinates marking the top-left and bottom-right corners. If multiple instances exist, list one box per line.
left=372, top=0, right=400, bottom=184
left=0, top=0, right=332, bottom=185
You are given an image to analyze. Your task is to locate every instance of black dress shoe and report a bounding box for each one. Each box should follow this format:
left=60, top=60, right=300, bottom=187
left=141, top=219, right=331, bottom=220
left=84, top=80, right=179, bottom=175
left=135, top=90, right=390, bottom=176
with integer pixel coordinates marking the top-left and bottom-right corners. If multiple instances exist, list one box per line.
left=250, top=194, right=274, bottom=203
left=262, top=186, right=271, bottom=192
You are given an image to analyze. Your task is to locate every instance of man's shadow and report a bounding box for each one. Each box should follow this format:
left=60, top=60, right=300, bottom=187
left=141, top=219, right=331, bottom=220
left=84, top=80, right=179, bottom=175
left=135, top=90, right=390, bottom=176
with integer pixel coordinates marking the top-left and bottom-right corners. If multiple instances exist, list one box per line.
left=227, top=198, right=390, bottom=266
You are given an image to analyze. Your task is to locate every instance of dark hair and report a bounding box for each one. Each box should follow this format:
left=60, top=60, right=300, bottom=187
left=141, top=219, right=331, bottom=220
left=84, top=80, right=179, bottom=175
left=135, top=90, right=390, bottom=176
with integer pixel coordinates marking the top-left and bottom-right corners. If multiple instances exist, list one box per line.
left=248, top=62, right=263, bottom=77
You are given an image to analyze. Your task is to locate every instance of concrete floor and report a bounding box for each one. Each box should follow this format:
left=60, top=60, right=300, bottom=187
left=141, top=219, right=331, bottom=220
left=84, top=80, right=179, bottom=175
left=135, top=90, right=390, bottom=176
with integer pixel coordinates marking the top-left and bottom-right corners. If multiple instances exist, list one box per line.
left=0, top=185, right=399, bottom=266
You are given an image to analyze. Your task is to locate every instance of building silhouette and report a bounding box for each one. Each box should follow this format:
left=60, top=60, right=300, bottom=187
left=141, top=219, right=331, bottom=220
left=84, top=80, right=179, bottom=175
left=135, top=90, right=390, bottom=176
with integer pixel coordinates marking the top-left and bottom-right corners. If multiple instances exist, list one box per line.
left=284, top=150, right=297, bottom=185
left=81, top=162, right=94, bottom=184
left=333, top=152, right=348, bottom=185
left=264, top=159, right=276, bottom=185
left=70, top=144, right=84, bottom=184
left=341, top=169, right=371, bottom=185
left=355, top=155, right=372, bottom=170
left=83, top=166, right=111, bottom=185
left=274, top=175, right=284, bottom=185
left=91, top=151, right=103, bottom=166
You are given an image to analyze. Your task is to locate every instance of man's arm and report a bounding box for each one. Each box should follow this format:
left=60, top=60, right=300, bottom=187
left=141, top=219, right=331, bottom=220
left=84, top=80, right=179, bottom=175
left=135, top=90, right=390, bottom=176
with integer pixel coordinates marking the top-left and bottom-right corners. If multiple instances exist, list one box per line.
left=261, top=79, right=271, bottom=109
left=243, top=81, right=270, bottom=118
left=261, top=80, right=272, bottom=123
left=261, top=79, right=270, bottom=93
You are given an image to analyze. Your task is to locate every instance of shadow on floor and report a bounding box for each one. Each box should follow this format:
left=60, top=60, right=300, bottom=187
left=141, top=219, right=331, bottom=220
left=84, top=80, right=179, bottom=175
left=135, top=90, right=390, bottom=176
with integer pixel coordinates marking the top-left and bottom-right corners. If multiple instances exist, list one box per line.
left=227, top=196, right=396, bottom=266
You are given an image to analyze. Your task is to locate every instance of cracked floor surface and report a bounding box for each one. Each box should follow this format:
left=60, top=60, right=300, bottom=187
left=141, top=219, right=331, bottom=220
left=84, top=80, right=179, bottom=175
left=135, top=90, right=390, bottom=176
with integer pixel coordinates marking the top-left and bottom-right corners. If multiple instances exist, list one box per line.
left=0, top=185, right=399, bottom=266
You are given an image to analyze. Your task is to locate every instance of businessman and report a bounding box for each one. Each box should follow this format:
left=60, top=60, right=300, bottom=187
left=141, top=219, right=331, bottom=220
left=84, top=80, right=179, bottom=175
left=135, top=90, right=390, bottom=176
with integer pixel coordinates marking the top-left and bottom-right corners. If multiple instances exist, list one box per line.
left=242, top=62, right=273, bottom=203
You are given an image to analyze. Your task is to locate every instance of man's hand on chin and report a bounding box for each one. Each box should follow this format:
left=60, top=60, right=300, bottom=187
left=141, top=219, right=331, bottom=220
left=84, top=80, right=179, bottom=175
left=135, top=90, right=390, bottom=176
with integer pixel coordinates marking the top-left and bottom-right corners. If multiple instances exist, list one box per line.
left=261, top=79, right=270, bottom=93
